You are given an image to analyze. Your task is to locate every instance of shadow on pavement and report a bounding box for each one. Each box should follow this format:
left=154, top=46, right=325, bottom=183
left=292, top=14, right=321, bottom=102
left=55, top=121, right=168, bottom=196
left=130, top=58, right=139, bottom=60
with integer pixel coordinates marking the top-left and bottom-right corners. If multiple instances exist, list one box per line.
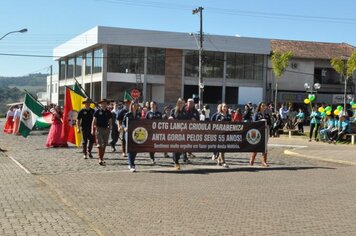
left=149, top=166, right=336, bottom=175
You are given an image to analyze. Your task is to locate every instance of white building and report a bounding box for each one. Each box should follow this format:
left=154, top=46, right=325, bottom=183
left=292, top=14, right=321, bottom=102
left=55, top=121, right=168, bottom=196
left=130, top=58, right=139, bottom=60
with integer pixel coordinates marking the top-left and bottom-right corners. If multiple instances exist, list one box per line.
left=52, top=26, right=270, bottom=106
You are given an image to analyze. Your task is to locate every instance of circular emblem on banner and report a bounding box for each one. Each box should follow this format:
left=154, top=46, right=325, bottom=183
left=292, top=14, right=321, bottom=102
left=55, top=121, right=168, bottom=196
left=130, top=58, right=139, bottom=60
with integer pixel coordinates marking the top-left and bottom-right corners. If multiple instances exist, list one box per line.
left=246, top=129, right=261, bottom=145
left=68, top=110, right=78, bottom=127
left=132, top=127, right=148, bottom=144
left=22, top=109, right=31, bottom=121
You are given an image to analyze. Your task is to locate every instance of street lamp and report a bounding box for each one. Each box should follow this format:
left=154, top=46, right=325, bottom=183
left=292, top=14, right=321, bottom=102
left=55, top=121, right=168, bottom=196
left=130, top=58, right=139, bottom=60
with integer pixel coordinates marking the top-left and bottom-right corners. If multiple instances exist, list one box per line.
left=192, top=7, right=204, bottom=110
left=0, top=28, right=28, bottom=41
left=304, top=82, right=321, bottom=102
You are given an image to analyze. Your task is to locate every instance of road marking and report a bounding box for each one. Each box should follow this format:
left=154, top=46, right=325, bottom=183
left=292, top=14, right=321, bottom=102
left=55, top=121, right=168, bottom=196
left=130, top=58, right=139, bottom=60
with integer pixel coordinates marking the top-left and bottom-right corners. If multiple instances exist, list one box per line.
left=7, top=155, right=31, bottom=174
left=269, top=144, right=307, bottom=148
left=284, top=150, right=356, bottom=166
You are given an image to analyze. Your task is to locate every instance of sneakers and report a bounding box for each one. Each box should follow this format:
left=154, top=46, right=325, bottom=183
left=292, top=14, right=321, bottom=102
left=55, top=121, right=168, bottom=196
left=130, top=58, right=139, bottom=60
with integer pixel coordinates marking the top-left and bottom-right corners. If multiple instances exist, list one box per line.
left=83, top=154, right=88, bottom=159
left=122, top=153, right=128, bottom=158
left=183, top=159, right=192, bottom=164
left=164, top=153, right=170, bottom=158
left=212, top=154, right=217, bottom=160
left=174, top=164, right=181, bottom=170
left=150, top=159, right=156, bottom=165
left=222, top=163, right=229, bottom=168
left=111, top=147, right=116, bottom=152
left=130, top=167, right=136, bottom=172
left=88, top=153, right=93, bottom=159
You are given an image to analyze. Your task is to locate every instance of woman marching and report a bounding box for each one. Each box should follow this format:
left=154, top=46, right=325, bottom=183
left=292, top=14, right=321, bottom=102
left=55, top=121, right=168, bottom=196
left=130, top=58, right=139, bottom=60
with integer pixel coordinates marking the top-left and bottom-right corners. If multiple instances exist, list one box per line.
left=215, top=103, right=231, bottom=168
left=3, top=106, right=15, bottom=134
left=46, top=106, right=68, bottom=148
left=145, top=101, right=162, bottom=164
left=169, top=98, right=188, bottom=170
left=249, top=102, right=271, bottom=167
left=123, top=101, right=141, bottom=172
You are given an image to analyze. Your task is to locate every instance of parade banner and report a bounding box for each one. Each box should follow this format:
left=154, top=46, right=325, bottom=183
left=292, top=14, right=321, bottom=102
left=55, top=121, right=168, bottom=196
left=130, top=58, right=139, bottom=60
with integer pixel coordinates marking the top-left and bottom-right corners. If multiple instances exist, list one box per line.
left=127, top=120, right=266, bottom=153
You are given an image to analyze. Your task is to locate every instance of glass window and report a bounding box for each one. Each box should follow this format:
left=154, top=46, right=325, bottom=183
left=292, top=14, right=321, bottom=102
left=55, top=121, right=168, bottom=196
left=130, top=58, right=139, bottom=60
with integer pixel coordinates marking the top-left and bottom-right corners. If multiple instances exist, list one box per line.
left=107, top=45, right=144, bottom=74
left=226, top=53, right=264, bottom=80
left=225, top=87, right=239, bottom=104
left=85, top=51, right=92, bottom=75
left=203, top=51, right=224, bottom=78
left=147, top=48, right=165, bottom=75
left=184, top=50, right=199, bottom=77
left=75, top=56, right=82, bottom=77
left=59, top=60, right=66, bottom=80
left=67, top=58, right=74, bottom=79
left=93, top=48, right=103, bottom=74
left=253, top=55, right=264, bottom=80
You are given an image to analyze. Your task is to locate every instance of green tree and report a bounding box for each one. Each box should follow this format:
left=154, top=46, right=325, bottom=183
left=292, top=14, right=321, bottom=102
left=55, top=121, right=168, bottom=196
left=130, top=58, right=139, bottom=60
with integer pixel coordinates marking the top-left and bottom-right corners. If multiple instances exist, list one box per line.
left=331, top=51, right=356, bottom=111
left=271, top=51, right=293, bottom=110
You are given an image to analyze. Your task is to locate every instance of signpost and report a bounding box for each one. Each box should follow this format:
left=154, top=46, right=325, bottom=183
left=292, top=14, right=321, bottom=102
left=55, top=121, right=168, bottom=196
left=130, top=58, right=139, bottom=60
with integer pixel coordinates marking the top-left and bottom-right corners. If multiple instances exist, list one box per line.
left=130, top=89, right=140, bottom=99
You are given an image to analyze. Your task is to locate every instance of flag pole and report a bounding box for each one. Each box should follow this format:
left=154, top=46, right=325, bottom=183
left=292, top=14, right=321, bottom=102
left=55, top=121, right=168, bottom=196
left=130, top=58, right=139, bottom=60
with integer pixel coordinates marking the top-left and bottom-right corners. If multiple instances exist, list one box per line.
left=24, top=89, right=45, bottom=109
left=73, top=77, right=90, bottom=98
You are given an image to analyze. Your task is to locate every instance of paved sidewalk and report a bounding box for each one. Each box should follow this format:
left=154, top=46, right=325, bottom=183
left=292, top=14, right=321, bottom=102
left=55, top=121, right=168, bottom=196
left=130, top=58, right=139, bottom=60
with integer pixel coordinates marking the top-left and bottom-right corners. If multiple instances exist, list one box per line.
left=0, top=152, right=99, bottom=236
left=269, top=135, right=356, bottom=166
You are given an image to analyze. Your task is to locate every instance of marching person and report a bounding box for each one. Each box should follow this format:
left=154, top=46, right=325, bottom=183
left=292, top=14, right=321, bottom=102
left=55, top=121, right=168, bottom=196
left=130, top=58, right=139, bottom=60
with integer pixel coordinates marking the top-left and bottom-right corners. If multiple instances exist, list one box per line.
left=123, top=101, right=141, bottom=172
left=77, top=98, right=95, bottom=159
left=162, top=105, right=172, bottom=158
left=211, top=104, right=222, bottom=161
left=249, top=102, right=271, bottom=167
left=215, top=103, right=231, bottom=168
left=183, top=98, right=200, bottom=163
left=145, top=101, right=162, bottom=164
left=3, top=106, right=15, bottom=134
left=92, top=99, right=112, bottom=166
left=169, top=98, right=188, bottom=170
left=117, top=99, right=131, bottom=158
left=12, top=105, right=22, bottom=135
left=46, top=106, right=67, bottom=148
left=110, top=102, right=120, bottom=152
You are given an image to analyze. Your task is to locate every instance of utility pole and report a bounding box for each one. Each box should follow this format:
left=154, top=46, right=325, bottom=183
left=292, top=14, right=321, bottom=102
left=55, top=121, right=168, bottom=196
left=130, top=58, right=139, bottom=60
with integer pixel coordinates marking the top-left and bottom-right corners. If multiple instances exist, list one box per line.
left=193, top=6, right=204, bottom=110
left=49, top=65, right=53, bottom=105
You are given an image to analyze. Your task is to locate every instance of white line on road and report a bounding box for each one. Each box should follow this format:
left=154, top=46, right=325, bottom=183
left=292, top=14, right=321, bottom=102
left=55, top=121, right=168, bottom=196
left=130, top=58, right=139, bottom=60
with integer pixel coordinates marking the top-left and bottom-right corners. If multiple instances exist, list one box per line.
left=7, top=155, right=31, bottom=174
left=268, top=144, right=307, bottom=148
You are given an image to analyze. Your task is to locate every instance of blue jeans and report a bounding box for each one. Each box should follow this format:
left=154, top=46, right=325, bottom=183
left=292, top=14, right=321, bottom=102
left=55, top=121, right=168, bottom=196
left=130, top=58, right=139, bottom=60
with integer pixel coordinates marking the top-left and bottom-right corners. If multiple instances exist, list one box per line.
left=128, top=152, right=137, bottom=168
left=320, top=128, right=331, bottom=141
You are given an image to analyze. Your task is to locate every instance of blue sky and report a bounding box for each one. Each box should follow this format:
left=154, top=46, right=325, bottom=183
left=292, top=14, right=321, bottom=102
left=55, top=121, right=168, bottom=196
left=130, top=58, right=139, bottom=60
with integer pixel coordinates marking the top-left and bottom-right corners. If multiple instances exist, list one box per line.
left=1, top=0, right=356, bottom=77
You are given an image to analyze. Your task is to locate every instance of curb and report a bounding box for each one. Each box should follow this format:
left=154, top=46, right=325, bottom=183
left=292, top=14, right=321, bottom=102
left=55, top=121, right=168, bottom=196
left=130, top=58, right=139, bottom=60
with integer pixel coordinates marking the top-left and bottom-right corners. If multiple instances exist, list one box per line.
left=284, top=149, right=356, bottom=166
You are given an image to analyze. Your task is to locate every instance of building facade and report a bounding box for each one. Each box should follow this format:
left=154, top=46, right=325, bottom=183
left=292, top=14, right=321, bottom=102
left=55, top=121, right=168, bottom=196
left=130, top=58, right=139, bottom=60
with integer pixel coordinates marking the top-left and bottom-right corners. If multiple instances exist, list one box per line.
left=269, top=40, right=356, bottom=105
left=52, top=26, right=270, bottom=106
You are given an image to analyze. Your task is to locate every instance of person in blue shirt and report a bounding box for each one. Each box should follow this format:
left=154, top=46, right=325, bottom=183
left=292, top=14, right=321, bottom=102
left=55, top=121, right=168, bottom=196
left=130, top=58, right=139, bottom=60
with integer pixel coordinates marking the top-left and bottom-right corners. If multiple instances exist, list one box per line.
left=309, top=105, right=322, bottom=142
left=319, top=115, right=335, bottom=142
left=329, top=112, right=350, bottom=144
left=295, top=108, right=305, bottom=133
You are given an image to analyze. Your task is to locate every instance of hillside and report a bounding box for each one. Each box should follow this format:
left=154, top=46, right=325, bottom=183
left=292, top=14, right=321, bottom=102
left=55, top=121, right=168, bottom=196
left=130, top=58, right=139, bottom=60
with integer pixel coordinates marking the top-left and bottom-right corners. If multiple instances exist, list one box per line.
left=0, top=73, right=48, bottom=116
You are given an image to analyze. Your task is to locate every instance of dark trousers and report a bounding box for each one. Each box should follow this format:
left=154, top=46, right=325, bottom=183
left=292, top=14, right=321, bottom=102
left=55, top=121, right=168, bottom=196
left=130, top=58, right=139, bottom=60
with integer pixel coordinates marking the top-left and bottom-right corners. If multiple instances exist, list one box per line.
left=128, top=152, right=137, bottom=167
left=149, top=153, right=155, bottom=161
left=121, top=132, right=126, bottom=154
left=173, top=153, right=182, bottom=164
left=82, top=129, right=94, bottom=155
left=298, top=122, right=304, bottom=133
left=309, top=123, right=320, bottom=140
left=110, top=124, right=119, bottom=148
left=332, top=130, right=348, bottom=142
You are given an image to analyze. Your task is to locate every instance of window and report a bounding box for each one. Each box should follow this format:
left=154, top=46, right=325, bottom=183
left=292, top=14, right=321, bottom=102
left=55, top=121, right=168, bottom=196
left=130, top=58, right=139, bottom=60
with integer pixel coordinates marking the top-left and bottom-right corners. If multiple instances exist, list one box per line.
left=226, top=53, right=264, bottom=80
left=107, top=45, right=144, bottom=74
left=85, top=51, right=92, bottom=75
left=184, top=51, right=199, bottom=77
left=67, top=58, right=74, bottom=79
left=93, top=48, right=103, bottom=74
left=59, top=60, right=66, bottom=80
left=75, top=56, right=82, bottom=77
left=203, top=51, right=224, bottom=78
left=147, top=48, right=165, bottom=75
